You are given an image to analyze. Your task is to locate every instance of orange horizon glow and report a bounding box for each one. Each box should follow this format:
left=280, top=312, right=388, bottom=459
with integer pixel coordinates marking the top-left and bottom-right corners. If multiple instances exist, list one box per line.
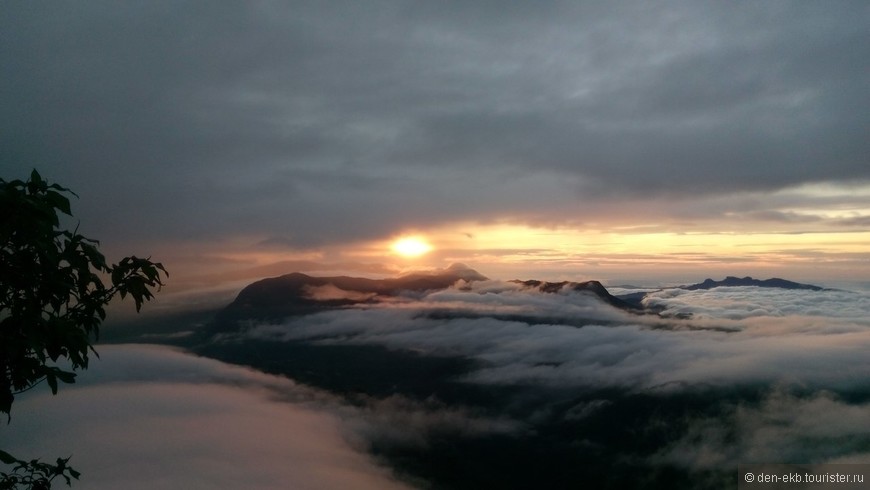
left=138, top=220, right=870, bottom=296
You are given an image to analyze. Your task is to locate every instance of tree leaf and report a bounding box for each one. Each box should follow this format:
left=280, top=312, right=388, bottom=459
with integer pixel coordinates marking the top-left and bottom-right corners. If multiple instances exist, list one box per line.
left=46, top=373, right=58, bottom=395
left=45, top=190, right=72, bottom=216
left=0, top=450, right=20, bottom=465
left=55, top=370, right=76, bottom=384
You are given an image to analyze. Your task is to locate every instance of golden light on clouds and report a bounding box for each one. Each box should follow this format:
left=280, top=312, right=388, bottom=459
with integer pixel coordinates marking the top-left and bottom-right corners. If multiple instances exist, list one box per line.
left=371, top=222, right=870, bottom=282
left=391, top=236, right=433, bottom=258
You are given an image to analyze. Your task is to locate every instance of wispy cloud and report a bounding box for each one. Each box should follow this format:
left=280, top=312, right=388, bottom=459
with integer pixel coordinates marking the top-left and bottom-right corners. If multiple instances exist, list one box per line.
left=657, top=389, right=870, bottom=468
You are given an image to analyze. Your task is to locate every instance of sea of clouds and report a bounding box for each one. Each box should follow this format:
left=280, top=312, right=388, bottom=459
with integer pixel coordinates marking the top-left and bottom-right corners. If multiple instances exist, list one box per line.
left=249, top=281, right=870, bottom=391
left=4, top=281, right=869, bottom=487
left=0, top=345, right=414, bottom=490
left=244, top=280, right=870, bottom=470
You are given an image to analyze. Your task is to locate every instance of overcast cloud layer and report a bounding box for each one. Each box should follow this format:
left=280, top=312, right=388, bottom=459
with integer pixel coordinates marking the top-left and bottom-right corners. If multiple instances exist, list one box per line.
left=2, top=1, right=868, bottom=249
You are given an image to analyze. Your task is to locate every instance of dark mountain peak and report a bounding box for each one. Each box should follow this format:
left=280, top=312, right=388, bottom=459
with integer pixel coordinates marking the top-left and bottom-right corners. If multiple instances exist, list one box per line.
left=213, top=266, right=489, bottom=330
left=573, top=280, right=609, bottom=296
left=444, top=263, right=489, bottom=281
left=614, top=275, right=828, bottom=311
left=514, top=279, right=563, bottom=294
left=512, top=279, right=640, bottom=311
left=683, top=276, right=824, bottom=291
left=400, top=264, right=488, bottom=283
left=445, top=262, right=472, bottom=271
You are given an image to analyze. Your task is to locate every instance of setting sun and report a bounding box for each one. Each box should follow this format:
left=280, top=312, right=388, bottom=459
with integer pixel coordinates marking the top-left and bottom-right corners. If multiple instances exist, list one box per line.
left=391, top=237, right=433, bottom=257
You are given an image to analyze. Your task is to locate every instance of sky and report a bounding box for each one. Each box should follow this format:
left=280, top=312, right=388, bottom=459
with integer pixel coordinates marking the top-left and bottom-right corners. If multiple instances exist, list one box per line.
left=2, top=1, right=869, bottom=290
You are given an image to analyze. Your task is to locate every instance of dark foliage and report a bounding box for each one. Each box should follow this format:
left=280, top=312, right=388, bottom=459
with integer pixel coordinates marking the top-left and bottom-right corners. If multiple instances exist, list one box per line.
left=0, top=170, right=167, bottom=488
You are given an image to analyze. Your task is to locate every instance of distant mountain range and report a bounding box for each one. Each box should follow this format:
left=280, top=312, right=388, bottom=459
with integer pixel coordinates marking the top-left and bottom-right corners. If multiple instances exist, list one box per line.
left=211, top=267, right=826, bottom=331
left=614, top=275, right=826, bottom=309
left=681, top=276, right=824, bottom=291
left=212, top=264, right=646, bottom=331
left=511, top=279, right=639, bottom=311
left=213, top=264, right=488, bottom=330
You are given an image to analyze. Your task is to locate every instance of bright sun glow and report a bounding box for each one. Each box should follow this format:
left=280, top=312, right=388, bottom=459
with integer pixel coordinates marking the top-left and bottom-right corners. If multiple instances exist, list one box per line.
left=391, top=237, right=433, bottom=257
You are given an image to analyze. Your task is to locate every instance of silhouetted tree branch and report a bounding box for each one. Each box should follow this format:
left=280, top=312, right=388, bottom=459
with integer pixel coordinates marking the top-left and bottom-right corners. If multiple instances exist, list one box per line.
left=1, top=170, right=167, bottom=489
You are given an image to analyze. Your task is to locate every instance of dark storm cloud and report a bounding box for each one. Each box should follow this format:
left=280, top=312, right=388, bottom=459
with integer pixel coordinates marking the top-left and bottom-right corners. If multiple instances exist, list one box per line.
left=2, top=1, right=868, bottom=246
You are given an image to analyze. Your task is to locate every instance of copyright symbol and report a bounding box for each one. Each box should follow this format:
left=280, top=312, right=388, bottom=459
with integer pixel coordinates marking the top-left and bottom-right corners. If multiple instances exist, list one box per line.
left=745, top=473, right=755, bottom=483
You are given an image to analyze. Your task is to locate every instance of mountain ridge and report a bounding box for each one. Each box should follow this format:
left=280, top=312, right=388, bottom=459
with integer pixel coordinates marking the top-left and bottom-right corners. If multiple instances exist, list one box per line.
left=511, top=279, right=639, bottom=311
left=212, top=269, right=827, bottom=332
left=682, top=275, right=824, bottom=291
left=614, top=275, right=827, bottom=309
left=211, top=265, right=643, bottom=331
left=212, top=264, right=489, bottom=330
